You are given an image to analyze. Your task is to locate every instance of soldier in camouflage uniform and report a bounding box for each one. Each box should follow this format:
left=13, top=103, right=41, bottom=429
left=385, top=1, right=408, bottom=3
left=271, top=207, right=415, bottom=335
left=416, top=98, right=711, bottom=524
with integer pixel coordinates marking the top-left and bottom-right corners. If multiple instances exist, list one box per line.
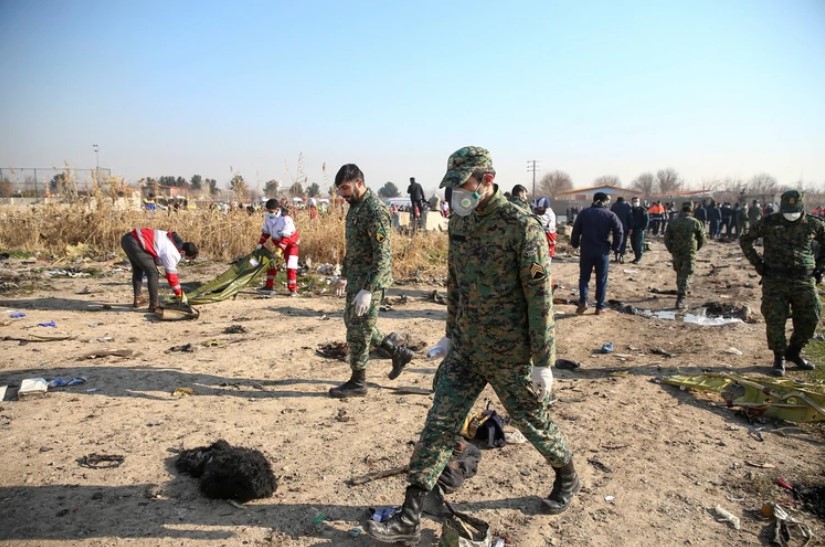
left=368, top=147, right=579, bottom=545
left=740, top=190, right=823, bottom=376
left=664, top=202, right=706, bottom=310
left=329, top=164, right=414, bottom=398
left=509, top=184, right=530, bottom=211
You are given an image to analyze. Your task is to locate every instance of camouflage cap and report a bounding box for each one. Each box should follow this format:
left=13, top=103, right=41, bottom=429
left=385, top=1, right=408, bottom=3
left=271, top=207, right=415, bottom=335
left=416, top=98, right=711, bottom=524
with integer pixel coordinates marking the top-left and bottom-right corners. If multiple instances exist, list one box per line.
left=682, top=201, right=693, bottom=211
left=780, top=189, right=804, bottom=213
left=439, top=146, right=494, bottom=189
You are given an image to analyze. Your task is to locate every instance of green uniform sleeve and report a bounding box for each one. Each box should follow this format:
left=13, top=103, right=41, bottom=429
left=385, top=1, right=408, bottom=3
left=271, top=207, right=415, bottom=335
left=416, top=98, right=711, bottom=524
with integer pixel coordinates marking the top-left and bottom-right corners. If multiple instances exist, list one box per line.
left=696, top=221, right=706, bottom=251
left=446, top=235, right=458, bottom=339
left=739, top=218, right=764, bottom=267
left=664, top=224, right=673, bottom=253
left=815, top=220, right=825, bottom=272
left=519, top=218, right=556, bottom=368
left=364, top=205, right=392, bottom=291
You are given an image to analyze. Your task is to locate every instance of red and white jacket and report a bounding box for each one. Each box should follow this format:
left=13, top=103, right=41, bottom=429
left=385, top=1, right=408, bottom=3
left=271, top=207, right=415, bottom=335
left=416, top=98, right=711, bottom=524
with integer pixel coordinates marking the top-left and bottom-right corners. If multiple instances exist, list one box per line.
left=259, top=212, right=300, bottom=248
left=131, top=228, right=183, bottom=295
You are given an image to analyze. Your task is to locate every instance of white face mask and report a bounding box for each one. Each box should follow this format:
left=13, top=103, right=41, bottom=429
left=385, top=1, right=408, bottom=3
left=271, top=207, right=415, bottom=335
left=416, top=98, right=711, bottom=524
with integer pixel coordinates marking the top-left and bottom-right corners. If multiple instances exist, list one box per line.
left=451, top=188, right=481, bottom=217
left=268, top=210, right=281, bottom=219
left=783, top=212, right=802, bottom=222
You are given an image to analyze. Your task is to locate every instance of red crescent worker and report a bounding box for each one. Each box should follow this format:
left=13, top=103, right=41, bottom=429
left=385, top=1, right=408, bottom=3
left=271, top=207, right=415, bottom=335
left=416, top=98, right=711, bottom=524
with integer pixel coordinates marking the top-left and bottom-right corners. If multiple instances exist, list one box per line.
left=256, top=198, right=300, bottom=296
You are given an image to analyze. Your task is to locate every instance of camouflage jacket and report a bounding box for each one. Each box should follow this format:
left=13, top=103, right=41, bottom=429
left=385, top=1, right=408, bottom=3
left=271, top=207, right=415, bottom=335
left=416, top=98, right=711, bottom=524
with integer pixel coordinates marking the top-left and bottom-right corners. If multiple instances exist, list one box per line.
left=740, top=212, right=825, bottom=276
left=342, top=188, right=393, bottom=292
left=664, top=213, right=706, bottom=256
left=446, top=187, right=555, bottom=367
left=508, top=195, right=530, bottom=212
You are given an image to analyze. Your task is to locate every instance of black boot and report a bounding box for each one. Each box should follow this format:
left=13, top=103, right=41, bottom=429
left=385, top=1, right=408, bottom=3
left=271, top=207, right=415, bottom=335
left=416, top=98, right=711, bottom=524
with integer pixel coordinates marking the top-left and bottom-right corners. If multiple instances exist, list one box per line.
left=786, top=346, right=815, bottom=371
left=770, top=351, right=786, bottom=377
left=421, top=485, right=451, bottom=519
left=367, top=485, right=426, bottom=545
left=381, top=334, right=414, bottom=380
left=675, top=294, right=686, bottom=310
left=542, top=459, right=581, bottom=515
left=329, top=369, right=367, bottom=398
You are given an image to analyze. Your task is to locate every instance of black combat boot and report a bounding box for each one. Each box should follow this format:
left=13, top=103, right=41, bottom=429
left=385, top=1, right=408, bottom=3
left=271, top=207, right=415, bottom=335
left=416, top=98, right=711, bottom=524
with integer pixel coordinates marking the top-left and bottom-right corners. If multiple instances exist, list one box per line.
left=367, top=485, right=426, bottom=545
left=421, top=485, right=451, bottom=519
left=675, top=294, right=686, bottom=310
left=329, top=369, right=367, bottom=398
left=785, top=346, right=815, bottom=371
left=542, top=459, right=582, bottom=515
left=770, top=351, right=786, bottom=377
left=381, top=334, right=414, bottom=380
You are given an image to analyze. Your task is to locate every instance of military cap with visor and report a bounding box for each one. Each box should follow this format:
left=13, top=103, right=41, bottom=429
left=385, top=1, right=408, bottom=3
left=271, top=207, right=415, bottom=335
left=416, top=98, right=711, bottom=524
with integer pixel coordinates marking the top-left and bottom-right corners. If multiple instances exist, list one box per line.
left=440, top=146, right=494, bottom=189
left=780, top=189, right=804, bottom=213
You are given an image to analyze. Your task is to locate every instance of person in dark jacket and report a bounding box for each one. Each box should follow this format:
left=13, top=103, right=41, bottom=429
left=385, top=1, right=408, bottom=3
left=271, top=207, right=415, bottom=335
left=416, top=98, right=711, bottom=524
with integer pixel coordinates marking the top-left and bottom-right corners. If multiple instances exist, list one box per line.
left=706, top=200, right=722, bottom=240
left=628, top=197, right=650, bottom=264
left=694, top=202, right=707, bottom=230
left=610, top=197, right=632, bottom=263
left=721, top=202, right=733, bottom=239
left=407, top=177, right=426, bottom=230
left=570, top=192, right=623, bottom=315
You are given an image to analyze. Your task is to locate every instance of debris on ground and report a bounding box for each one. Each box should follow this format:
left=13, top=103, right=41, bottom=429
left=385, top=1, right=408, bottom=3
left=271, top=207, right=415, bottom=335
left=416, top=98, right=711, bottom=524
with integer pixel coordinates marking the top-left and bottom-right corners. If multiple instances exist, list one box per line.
left=78, top=453, right=125, bottom=468
left=223, top=324, right=248, bottom=334
left=702, top=301, right=754, bottom=322
left=317, top=341, right=349, bottom=360
left=649, top=346, right=674, bottom=358
left=77, top=349, right=135, bottom=360
left=428, top=290, right=447, bottom=305
left=662, top=373, right=825, bottom=423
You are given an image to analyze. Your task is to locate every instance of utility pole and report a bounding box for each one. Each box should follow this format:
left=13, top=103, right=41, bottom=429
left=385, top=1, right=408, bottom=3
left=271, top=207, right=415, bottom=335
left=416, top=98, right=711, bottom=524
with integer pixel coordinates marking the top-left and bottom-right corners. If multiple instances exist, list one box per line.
left=93, top=144, right=100, bottom=183
left=526, top=160, right=540, bottom=198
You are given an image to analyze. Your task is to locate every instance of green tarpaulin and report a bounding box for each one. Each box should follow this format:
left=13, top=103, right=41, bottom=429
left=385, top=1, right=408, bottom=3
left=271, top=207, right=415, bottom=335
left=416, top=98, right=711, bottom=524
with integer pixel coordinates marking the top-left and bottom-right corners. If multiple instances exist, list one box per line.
left=180, top=248, right=282, bottom=305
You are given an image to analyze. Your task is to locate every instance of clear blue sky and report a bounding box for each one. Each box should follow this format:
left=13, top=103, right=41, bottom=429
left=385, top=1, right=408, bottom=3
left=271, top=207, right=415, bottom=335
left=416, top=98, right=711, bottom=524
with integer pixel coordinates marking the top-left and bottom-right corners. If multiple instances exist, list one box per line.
left=1, top=0, right=823, bottom=196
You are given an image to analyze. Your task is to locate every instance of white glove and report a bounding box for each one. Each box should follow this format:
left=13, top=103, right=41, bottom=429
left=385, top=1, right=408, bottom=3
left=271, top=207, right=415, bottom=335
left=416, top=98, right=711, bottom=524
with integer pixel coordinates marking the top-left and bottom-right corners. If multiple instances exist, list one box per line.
left=255, top=244, right=263, bottom=251
left=530, top=366, right=554, bottom=401
left=425, top=337, right=452, bottom=360
left=334, top=278, right=347, bottom=297
left=354, top=289, right=371, bottom=316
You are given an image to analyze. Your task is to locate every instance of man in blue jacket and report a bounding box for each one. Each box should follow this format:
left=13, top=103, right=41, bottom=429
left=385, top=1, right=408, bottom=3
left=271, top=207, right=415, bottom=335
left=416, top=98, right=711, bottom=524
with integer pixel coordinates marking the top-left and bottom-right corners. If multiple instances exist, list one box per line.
left=571, top=192, right=623, bottom=315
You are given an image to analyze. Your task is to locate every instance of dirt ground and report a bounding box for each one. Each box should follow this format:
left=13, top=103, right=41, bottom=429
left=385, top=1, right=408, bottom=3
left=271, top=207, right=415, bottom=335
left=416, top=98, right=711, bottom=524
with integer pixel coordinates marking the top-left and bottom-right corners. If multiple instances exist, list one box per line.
left=1, top=233, right=823, bottom=546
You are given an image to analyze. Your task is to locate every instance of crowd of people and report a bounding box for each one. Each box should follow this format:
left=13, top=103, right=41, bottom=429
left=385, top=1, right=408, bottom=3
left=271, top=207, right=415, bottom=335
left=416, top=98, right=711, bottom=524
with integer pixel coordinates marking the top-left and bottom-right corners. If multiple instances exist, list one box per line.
left=122, top=149, right=821, bottom=543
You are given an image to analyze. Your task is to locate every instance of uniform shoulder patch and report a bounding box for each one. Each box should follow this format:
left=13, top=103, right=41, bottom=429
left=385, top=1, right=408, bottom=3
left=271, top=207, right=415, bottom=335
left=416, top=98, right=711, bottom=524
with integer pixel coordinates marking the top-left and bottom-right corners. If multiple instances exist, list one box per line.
left=530, top=262, right=546, bottom=280
left=523, top=242, right=539, bottom=257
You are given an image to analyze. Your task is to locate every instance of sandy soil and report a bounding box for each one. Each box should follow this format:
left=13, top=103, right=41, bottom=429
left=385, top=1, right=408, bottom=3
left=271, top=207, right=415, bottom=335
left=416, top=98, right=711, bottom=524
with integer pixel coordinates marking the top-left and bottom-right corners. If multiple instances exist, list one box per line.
left=0, top=233, right=823, bottom=546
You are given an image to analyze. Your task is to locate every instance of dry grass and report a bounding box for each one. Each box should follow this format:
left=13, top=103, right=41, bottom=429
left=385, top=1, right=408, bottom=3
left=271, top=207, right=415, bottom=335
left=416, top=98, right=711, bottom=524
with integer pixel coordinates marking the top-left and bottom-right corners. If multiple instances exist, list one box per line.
left=0, top=199, right=449, bottom=279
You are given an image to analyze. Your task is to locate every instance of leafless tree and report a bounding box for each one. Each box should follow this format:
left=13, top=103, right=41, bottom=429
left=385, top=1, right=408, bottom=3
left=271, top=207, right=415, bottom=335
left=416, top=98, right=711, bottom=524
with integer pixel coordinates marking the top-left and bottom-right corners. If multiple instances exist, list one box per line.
left=538, top=170, right=573, bottom=196
left=656, top=168, right=683, bottom=195
left=593, top=175, right=621, bottom=187
left=631, top=173, right=655, bottom=197
left=747, top=173, right=780, bottom=195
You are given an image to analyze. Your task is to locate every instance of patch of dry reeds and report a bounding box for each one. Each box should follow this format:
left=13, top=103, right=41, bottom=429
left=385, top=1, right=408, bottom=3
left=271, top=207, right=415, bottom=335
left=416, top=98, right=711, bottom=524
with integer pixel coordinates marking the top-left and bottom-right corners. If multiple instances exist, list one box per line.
left=0, top=199, right=449, bottom=279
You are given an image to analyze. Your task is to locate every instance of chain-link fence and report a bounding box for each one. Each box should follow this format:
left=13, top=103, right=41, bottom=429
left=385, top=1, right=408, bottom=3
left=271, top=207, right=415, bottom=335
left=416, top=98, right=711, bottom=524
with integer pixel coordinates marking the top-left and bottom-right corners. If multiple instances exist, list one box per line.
left=0, top=167, right=112, bottom=197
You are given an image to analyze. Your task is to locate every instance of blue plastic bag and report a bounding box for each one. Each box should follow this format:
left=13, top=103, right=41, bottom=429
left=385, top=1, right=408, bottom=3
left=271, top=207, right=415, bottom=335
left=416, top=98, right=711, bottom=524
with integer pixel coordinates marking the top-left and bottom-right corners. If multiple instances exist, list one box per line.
left=10, top=312, right=25, bottom=319
left=48, top=377, right=87, bottom=389
left=600, top=342, right=614, bottom=354
left=38, top=320, right=57, bottom=328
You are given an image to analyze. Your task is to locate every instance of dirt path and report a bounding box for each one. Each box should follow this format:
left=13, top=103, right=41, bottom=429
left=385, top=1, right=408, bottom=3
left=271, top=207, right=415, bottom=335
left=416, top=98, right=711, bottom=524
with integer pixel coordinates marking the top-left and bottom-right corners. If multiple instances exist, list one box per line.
left=0, top=236, right=823, bottom=546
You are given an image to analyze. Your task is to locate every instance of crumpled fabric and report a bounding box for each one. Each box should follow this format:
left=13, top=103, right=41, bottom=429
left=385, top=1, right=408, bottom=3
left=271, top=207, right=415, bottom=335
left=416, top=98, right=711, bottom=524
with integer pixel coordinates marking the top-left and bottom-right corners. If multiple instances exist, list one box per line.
left=368, top=506, right=400, bottom=522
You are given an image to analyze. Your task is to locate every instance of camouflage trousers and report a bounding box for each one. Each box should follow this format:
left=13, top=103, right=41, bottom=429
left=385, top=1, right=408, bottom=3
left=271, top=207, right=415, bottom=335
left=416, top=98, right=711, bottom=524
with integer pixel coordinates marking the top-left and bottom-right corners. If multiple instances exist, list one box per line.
left=762, top=277, right=821, bottom=351
left=344, top=288, right=385, bottom=371
left=671, top=253, right=695, bottom=296
left=407, top=349, right=572, bottom=491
